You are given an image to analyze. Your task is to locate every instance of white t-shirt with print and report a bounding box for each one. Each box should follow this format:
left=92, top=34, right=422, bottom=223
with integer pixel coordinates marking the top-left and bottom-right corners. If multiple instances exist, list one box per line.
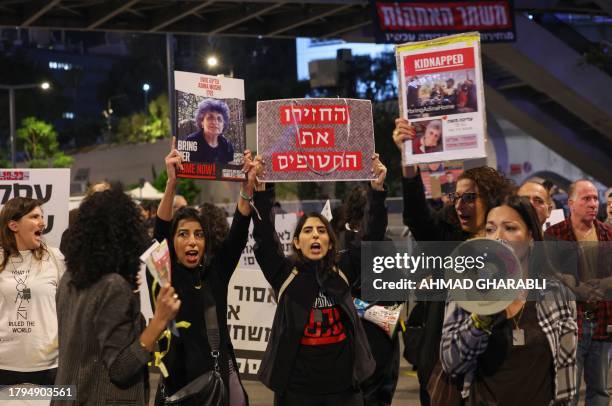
left=0, top=247, right=65, bottom=371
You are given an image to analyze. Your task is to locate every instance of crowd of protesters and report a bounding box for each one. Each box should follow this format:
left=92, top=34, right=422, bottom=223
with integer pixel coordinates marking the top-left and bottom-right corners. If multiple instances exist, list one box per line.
left=0, top=119, right=609, bottom=406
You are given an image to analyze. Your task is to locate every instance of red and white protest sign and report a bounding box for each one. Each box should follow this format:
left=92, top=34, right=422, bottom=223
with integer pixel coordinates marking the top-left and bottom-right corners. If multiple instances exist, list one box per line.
left=257, top=99, right=376, bottom=182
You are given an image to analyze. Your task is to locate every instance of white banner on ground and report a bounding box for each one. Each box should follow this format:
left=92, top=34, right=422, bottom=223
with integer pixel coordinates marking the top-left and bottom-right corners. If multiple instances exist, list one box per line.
left=0, top=169, right=69, bottom=248
left=228, top=213, right=297, bottom=379
left=396, top=32, right=487, bottom=164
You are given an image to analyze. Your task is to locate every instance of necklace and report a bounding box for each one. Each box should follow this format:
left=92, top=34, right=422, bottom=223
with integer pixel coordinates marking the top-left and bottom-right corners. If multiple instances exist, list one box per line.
left=10, top=254, right=33, bottom=301
left=511, top=301, right=526, bottom=346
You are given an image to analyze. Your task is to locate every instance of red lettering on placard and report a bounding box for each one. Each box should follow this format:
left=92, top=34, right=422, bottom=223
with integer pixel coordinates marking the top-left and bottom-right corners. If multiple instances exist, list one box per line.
left=376, top=1, right=512, bottom=31
left=0, top=171, right=29, bottom=181
left=404, top=48, right=475, bottom=76
left=272, top=152, right=362, bottom=172
left=280, top=105, right=349, bottom=124
left=296, top=128, right=335, bottom=148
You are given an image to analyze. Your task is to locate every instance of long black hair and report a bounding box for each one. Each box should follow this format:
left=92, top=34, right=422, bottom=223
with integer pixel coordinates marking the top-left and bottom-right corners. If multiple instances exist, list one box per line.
left=167, top=206, right=210, bottom=265
left=63, top=185, right=148, bottom=289
left=487, top=194, right=557, bottom=280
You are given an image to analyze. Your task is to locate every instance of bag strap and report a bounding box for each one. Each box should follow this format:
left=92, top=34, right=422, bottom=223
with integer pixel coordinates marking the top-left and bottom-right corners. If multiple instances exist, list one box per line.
left=278, top=266, right=350, bottom=303
left=203, top=285, right=221, bottom=372
left=333, top=266, right=349, bottom=286
left=277, top=267, right=298, bottom=302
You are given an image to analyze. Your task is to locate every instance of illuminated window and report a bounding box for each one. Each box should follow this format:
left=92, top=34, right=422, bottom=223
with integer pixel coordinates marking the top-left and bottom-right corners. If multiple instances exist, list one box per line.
left=62, top=112, right=75, bottom=119
left=49, top=61, right=73, bottom=70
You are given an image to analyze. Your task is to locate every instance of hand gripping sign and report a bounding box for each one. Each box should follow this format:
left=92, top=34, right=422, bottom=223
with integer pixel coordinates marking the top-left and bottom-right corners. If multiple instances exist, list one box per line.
left=256, top=98, right=376, bottom=182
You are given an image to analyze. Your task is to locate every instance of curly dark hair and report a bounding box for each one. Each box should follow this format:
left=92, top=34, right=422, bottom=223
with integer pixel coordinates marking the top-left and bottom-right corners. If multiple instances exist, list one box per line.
left=341, top=185, right=368, bottom=231
left=458, top=166, right=515, bottom=211
left=0, top=197, right=46, bottom=272
left=194, top=98, right=230, bottom=133
left=63, top=185, right=149, bottom=290
left=291, top=213, right=339, bottom=272
left=199, top=203, right=229, bottom=256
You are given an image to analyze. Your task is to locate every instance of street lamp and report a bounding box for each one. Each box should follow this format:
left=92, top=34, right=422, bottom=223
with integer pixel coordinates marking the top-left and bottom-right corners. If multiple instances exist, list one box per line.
left=0, top=82, right=51, bottom=167
left=206, top=56, right=218, bottom=68
left=142, top=83, right=150, bottom=112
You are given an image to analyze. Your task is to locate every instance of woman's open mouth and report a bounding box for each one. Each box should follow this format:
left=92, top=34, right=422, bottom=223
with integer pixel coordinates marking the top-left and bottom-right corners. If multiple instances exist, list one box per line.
left=310, top=242, right=321, bottom=255
left=185, top=250, right=200, bottom=264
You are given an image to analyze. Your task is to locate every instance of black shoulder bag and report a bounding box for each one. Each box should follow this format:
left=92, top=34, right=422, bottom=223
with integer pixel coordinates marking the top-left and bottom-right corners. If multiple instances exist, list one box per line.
left=164, top=288, right=228, bottom=406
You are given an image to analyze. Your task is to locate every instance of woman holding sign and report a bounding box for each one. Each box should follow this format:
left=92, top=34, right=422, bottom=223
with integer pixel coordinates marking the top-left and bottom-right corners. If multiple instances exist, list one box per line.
left=0, top=197, right=64, bottom=386
left=393, top=117, right=514, bottom=405
left=440, top=194, right=577, bottom=405
left=53, top=186, right=180, bottom=405
left=149, top=139, right=260, bottom=405
left=251, top=154, right=388, bottom=406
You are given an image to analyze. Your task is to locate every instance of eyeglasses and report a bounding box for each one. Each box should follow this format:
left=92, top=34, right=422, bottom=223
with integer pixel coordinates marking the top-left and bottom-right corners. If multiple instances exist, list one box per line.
left=447, top=192, right=479, bottom=205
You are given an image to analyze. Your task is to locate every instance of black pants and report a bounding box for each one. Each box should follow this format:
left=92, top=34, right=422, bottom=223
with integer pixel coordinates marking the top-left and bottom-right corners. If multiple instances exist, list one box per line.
left=0, top=368, right=57, bottom=385
left=274, top=388, right=364, bottom=406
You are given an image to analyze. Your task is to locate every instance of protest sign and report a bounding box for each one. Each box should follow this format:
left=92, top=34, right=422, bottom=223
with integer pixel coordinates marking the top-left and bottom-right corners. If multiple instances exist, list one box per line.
left=544, top=209, right=565, bottom=231
left=140, top=239, right=171, bottom=287
left=397, top=32, right=487, bottom=164
left=419, top=160, right=463, bottom=199
left=371, top=0, right=516, bottom=44
left=174, top=70, right=246, bottom=182
left=257, top=98, right=376, bottom=182
left=228, top=213, right=297, bottom=379
left=0, top=169, right=69, bottom=248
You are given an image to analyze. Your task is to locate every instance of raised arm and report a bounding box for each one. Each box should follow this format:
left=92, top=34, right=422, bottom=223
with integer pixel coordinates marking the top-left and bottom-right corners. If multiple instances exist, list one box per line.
left=363, top=153, right=388, bottom=242
left=393, top=118, right=446, bottom=241
left=215, top=151, right=261, bottom=285
left=157, top=137, right=182, bottom=222
left=342, top=154, right=388, bottom=285
left=252, top=181, right=292, bottom=291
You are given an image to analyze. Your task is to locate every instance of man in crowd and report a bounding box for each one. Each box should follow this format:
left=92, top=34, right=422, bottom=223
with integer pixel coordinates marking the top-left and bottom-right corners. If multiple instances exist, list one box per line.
left=546, top=179, right=611, bottom=406
left=518, top=181, right=553, bottom=227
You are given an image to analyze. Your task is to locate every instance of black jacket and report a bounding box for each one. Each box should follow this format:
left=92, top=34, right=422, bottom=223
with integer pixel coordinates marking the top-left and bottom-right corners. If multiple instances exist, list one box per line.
left=252, top=184, right=387, bottom=393
left=401, top=173, right=468, bottom=389
left=150, top=209, right=250, bottom=402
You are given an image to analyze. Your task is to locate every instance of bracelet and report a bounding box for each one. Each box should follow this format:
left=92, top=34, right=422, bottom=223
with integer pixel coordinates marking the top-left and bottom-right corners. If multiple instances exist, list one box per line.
left=471, top=313, right=493, bottom=335
left=240, top=190, right=252, bottom=201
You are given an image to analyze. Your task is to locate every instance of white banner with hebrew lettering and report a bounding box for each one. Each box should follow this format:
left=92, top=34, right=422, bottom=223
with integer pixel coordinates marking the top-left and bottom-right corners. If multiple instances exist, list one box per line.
left=0, top=169, right=70, bottom=249
left=227, top=213, right=297, bottom=379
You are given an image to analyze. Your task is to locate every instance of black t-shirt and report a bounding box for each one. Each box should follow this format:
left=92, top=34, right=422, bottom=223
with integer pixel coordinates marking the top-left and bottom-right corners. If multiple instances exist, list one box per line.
left=288, top=289, right=353, bottom=394
left=469, top=301, right=554, bottom=406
